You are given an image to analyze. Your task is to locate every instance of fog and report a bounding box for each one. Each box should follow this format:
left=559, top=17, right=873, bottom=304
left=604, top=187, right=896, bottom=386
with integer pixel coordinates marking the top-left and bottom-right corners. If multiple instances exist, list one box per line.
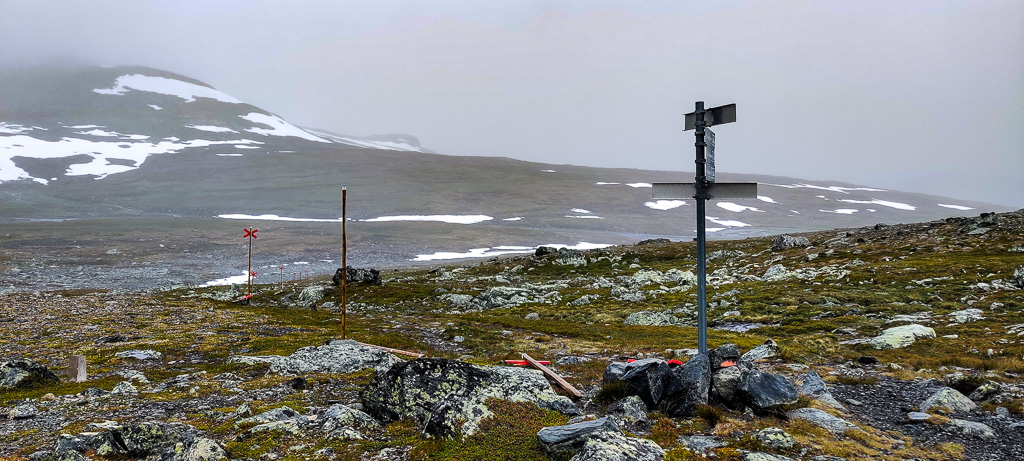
left=2, top=0, right=1022, bottom=206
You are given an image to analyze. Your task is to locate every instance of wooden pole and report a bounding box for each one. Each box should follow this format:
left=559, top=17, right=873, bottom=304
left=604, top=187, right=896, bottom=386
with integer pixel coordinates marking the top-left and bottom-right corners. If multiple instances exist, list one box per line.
left=356, top=342, right=423, bottom=358
left=522, top=353, right=582, bottom=398
left=342, top=187, right=347, bottom=340
left=247, top=227, right=253, bottom=298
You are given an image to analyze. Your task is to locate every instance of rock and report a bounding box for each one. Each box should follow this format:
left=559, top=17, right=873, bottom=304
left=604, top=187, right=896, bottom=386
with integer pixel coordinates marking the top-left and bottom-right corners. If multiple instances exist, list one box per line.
left=948, top=308, right=984, bottom=323
left=856, top=356, right=879, bottom=365
left=537, top=417, right=620, bottom=455
left=623, top=311, right=679, bottom=326
left=332, top=267, right=382, bottom=285
left=606, top=396, right=649, bottom=429
left=869, top=324, right=936, bottom=350
left=556, top=356, right=592, bottom=366
left=104, top=421, right=183, bottom=457
left=620, top=358, right=676, bottom=409
left=244, top=420, right=302, bottom=437
left=326, top=426, right=365, bottom=441
left=95, top=334, right=128, bottom=344
left=525, top=312, right=540, bottom=320
left=321, top=404, right=379, bottom=432
left=678, top=435, right=726, bottom=454
left=968, top=380, right=1001, bottom=401
left=637, top=238, right=670, bottom=246
left=755, top=427, right=795, bottom=450
left=945, top=418, right=996, bottom=439
left=237, top=406, right=308, bottom=427
left=110, top=381, right=138, bottom=396
left=740, top=339, right=780, bottom=364
left=763, top=264, right=795, bottom=281
left=9, top=402, right=38, bottom=419
left=710, top=364, right=746, bottom=409
left=114, top=349, right=162, bottom=360
left=554, top=248, right=588, bottom=266
left=361, top=358, right=580, bottom=437
left=771, top=234, right=810, bottom=251
left=797, top=371, right=846, bottom=411
left=286, top=377, right=307, bottom=390
left=787, top=408, right=857, bottom=434
left=535, top=246, right=558, bottom=257
left=229, top=341, right=402, bottom=375
left=569, top=431, right=664, bottom=461
left=632, top=269, right=666, bottom=286
left=907, top=412, right=931, bottom=422
left=177, top=437, right=228, bottom=461
left=920, top=387, right=978, bottom=413
left=1, top=359, right=60, bottom=389
left=603, top=362, right=628, bottom=385
left=438, top=294, right=475, bottom=310
left=659, top=354, right=710, bottom=417
left=666, top=269, right=697, bottom=285
left=740, top=370, right=798, bottom=413
left=296, top=285, right=326, bottom=307
left=612, top=287, right=646, bottom=303
left=743, top=453, right=796, bottom=461
left=708, top=343, right=741, bottom=370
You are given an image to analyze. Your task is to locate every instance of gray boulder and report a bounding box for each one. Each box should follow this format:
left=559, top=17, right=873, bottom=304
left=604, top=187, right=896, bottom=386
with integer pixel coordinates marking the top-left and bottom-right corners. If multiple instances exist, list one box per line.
left=570, top=431, right=664, bottom=461
left=603, top=362, right=628, bottom=385
left=771, top=234, right=810, bottom=251
left=237, top=406, right=307, bottom=428
left=361, top=358, right=580, bottom=437
left=114, top=350, right=162, bottom=360
left=710, top=365, right=746, bottom=409
left=229, top=341, right=402, bottom=375
left=740, top=339, right=780, bottom=365
left=1, top=359, right=60, bottom=389
left=606, top=396, right=649, bottom=430
left=945, top=418, right=996, bottom=439
left=708, top=344, right=741, bottom=371
left=1014, top=265, right=1024, bottom=289
left=537, top=417, right=620, bottom=456
left=10, top=402, right=38, bottom=419
left=968, top=380, right=1001, bottom=402
left=797, top=371, right=846, bottom=411
left=321, top=404, right=379, bottom=432
left=755, top=427, right=796, bottom=450
left=869, top=324, right=935, bottom=350
left=659, top=354, right=711, bottom=417
left=787, top=408, right=856, bottom=434
left=920, top=387, right=977, bottom=413
left=620, top=358, right=676, bottom=409
left=623, top=311, right=679, bottom=326
left=177, top=437, right=228, bottom=461
left=744, top=453, right=796, bottom=461
left=554, top=248, right=588, bottom=267
left=740, top=370, right=798, bottom=413
left=333, top=267, right=382, bottom=285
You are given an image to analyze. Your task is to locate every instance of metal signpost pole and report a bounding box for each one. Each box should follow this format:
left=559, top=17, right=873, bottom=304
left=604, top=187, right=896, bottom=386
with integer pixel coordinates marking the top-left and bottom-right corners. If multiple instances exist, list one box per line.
left=693, top=102, right=709, bottom=354
left=342, top=187, right=347, bottom=340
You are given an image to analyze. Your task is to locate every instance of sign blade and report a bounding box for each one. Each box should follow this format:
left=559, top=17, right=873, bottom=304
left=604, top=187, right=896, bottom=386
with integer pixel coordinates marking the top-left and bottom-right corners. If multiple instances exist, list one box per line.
left=683, top=103, right=737, bottom=130
left=652, top=182, right=757, bottom=200
left=705, top=128, right=716, bottom=183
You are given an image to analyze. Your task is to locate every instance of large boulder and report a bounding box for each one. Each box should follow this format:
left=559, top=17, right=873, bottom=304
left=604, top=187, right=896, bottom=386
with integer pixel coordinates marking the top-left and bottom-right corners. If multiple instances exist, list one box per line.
left=740, top=339, right=780, bottom=365
left=360, top=358, right=580, bottom=437
left=869, top=324, right=936, bottom=350
left=603, top=362, right=628, bottom=385
left=771, top=235, right=810, bottom=251
left=537, top=417, right=620, bottom=456
left=606, top=396, right=650, bottom=430
left=659, top=354, right=711, bottom=417
left=620, top=359, right=677, bottom=409
left=623, top=311, right=680, bottom=326
left=740, top=370, right=798, bottom=413
left=708, top=344, right=741, bottom=371
left=797, top=371, right=846, bottom=411
left=1, top=359, right=60, bottom=390
left=228, top=341, right=402, bottom=375
left=710, top=365, right=746, bottom=409
left=333, top=267, right=382, bottom=286
left=920, top=387, right=977, bottom=413
left=787, top=408, right=857, bottom=434
left=570, top=431, right=665, bottom=461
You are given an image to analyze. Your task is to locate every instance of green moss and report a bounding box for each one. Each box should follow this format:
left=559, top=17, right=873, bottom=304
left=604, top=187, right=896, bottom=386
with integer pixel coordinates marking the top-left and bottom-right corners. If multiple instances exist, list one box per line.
left=416, top=399, right=569, bottom=461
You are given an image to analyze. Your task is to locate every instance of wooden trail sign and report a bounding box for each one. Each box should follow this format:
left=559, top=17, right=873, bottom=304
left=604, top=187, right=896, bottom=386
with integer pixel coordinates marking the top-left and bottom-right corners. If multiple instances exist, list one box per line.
left=654, top=101, right=756, bottom=354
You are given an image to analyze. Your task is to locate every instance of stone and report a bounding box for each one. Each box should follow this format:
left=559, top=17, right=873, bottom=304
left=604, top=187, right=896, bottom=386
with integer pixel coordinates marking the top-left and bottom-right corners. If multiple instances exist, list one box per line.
left=968, top=380, right=1001, bottom=402
left=68, top=355, right=86, bottom=383
left=678, top=435, right=726, bottom=454
left=612, top=287, right=646, bottom=303
left=855, top=356, right=878, bottom=365
left=606, top=396, right=649, bottom=429
left=907, top=412, right=931, bottom=422
left=869, top=324, right=936, bottom=350
left=321, top=404, right=379, bottom=432
left=623, top=311, right=680, bottom=326
left=945, top=418, right=996, bottom=439
left=743, top=453, right=796, bottom=461
left=296, top=285, right=326, bottom=307
left=115, top=349, right=162, bottom=360
left=178, top=437, right=228, bottom=461
left=9, top=402, right=38, bottom=419
left=286, top=377, right=307, bottom=390
left=740, top=339, right=780, bottom=365
left=333, top=267, right=382, bottom=286
left=708, top=343, right=741, bottom=370
left=920, top=387, right=977, bottom=413
left=603, top=362, right=628, bottom=385
left=771, top=234, right=810, bottom=251
left=237, top=406, right=308, bottom=427
left=327, top=426, right=365, bottom=440
left=244, top=420, right=302, bottom=436
left=659, top=353, right=711, bottom=417
left=710, top=364, right=746, bottom=409
left=535, top=246, right=559, bottom=257
left=525, top=312, right=540, bottom=320
left=763, top=264, right=795, bottom=281
left=229, top=341, right=402, bottom=376
left=569, top=431, right=664, bottom=461
left=361, top=358, right=580, bottom=437
left=537, top=417, right=620, bottom=455
left=554, top=248, right=587, bottom=267
left=110, top=381, right=138, bottom=396
left=740, top=370, right=798, bottom=413
left=1, top=359, right=60, bottom=390
left=948, top=308, right=984, bottom=323
left=1014, top=265, right=1024, bottom=289
left=755, top=427, right=795, bottom=450
left=787, top=408, right=857, bottom=434
left=621, top=358, right=676, bottom=409
left=117, top=421, right=183, bottom=457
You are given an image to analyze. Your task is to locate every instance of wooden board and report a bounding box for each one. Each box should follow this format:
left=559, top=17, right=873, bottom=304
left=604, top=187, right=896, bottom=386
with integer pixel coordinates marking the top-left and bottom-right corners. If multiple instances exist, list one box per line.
left=522, top=353, right=582, bottom=398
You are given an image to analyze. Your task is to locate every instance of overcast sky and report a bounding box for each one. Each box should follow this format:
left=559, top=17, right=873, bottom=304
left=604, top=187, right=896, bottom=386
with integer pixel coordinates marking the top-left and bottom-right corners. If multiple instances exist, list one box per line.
left=2, top=0, right=1022, bottom=206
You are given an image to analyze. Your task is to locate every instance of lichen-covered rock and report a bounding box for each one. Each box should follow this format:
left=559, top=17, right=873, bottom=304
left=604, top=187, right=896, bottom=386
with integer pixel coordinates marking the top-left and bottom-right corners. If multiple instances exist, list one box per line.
left=664, top=269, right=697, bottom=285
left=708, top=344, right=740, bottom=370
left=114, top=349, right=162, bottom=360
left=243, top=420, right=302, bottom=437
left=361, top=358, right=580, bottom=437
left=296, top=284, right=326, bottom=307
left=537, top=417, right=620, bottom=456
left=744, top=453, right=796, bottom=461
left=438, top=293, right=475, bottom=309
left=236, top=406, right=307, bottom=427
left=869, top=324, right=936, bottom=350
left=632, top=270, right=665, bottom=286
left=97, top=421, right=184, bottom=457
left=797, top=371, right=846, bottom=411
left=333, top=267, right=382, bottom=286
left=620, top=358, right=676, bottom=409
left=9, top=402, right=38, bottom=419
left=321, top=404, right=379, bottom=432
left=603, top=362, right=628, bottom=385
left=763, top=265, right=795, bottom=281
left=176, top=437, right=228, bottom=461
left=710, top=365, right=745, bottom=409
left=623, top=311, right=679, bottom=326
left=606, top=396, right=649, bottom=430
left=968, top=380, right=1001, bottom=402
left=945, top=418, right=996, bottom=439
left=755, top=427, right=796, bottom=450
left=740, top=339, right=780, bottom=365
left=948, top=308, right=984, bottom=324
left=326, top=426, right=365, bottom=441
left=920, top=387, right=978, bottom=413
left=740, top=370, right=798, bottom=413
left=612, top=287, right=647, bottom=303
left=1013, top=265, right=1024, bottom=289
left=110, top=381, right=138, bottom=396
left=229, top=341, right=402, bottom=375
left=570, top=431, right=665, bottom=461
left=771, top=234, right=810, bottom=251
left=659, top=354, right=710, bottom=417
left=787, top=408, right=857, bottom=434
left=1, top=359, right=60, bottom=389
left=554, top=248, right=588, bottom=266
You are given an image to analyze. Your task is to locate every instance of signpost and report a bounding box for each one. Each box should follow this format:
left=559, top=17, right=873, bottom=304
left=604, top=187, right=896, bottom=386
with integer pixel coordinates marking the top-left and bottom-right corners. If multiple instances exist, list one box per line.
left=243, top=227, right=258, bottom=299
left=654, top=101, right=756, bottom=354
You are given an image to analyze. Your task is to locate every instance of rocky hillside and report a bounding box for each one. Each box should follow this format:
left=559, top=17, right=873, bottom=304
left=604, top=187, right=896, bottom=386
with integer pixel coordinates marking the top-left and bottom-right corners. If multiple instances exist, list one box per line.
left=2, top=210, right=1023, bottom=460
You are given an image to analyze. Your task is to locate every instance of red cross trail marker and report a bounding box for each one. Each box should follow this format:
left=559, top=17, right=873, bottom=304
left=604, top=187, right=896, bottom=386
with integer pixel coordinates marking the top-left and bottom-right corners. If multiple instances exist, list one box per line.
left=653, top=101, right=756, bottom=354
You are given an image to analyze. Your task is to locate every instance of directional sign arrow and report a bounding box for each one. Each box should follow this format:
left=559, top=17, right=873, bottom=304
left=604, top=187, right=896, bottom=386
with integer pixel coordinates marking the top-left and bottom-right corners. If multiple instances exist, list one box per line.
left=684, top=103, right=737, bottom=131
left=652, top=182, right=757, bottom=200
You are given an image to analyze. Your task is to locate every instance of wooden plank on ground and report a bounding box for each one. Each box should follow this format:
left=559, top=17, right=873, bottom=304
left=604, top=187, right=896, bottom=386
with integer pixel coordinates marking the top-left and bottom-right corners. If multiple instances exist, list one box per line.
left=522, top=353, right=582, bottom=398
left=357, top=342, right=424, bottom=358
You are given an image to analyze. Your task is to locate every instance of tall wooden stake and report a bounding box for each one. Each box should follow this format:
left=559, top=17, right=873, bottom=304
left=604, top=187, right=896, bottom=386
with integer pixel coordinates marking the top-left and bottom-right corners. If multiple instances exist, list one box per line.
left=342, top=187, right=347, bottom=340
left=247, top=226, right=253, bottom=298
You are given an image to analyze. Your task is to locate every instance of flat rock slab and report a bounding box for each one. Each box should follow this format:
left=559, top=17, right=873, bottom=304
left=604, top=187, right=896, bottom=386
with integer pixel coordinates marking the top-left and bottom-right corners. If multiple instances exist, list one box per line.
left=741, top=370, right=798, bottom=413
left=570, top=431, right=664, bottom=461
left=538, top=417, right=620, bottom=455
left=920, top=387, right=977, bottom=413
left=229, top=341, right=402, bottom=375
left=114, top=350, right=162, bottom=360
left=945, top=418, right=996, bottom=439
left=787, top=408, right=857, bottom=434
left=869, top=324, right=935, bottom=350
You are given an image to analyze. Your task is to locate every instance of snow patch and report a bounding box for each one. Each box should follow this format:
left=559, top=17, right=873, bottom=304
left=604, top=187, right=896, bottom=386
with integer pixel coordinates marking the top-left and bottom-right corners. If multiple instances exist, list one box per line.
left=626, top=182, right=652, bottom=188
left=644, top=200, right=687, bottom=210
left=361, top=215, right=493, bottom=224
left=938, top=204, right=973, bottom=211
left=200, top=272, right=250, bottom=287
left=502, top=217, right=523, bottom=221
left=764, top=183, right=886, bottom=194
left=571, top=208, right=592, bottom=214
left=148, top=104, right=162, bottom=110
left=717, top=202, right=764, bottom=213
left=413, top=242, right=613, bottom=261
left=595, top=182, right=620, bottom=185
left=706, top=216, right=750, bottom=227
left=821, top=209, right=859, bottom=215
left=217, top=213, right=343, bottom=222
left=187, top=125, right=237, bottom=133
left=240, top=113, right=331, bottom=143
left=93, top=74, right=243, bottom=104
left=74, top=129, right=150, bottom=140
left=566, top=215, right=604, bottom=219
left=757, top=195, right=777, bottom=203
left=541, top=169, right=556, bottom=173
left=0, top=123, right=33, bottom=134
left=217, top=154, right=243, bottom=157
left=837, top=199, right=915, bottom=210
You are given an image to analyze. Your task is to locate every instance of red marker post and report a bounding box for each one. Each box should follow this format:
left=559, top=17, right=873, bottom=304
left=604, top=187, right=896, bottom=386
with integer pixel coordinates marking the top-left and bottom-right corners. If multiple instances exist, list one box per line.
left=244, top=227, right=258, bottom=298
